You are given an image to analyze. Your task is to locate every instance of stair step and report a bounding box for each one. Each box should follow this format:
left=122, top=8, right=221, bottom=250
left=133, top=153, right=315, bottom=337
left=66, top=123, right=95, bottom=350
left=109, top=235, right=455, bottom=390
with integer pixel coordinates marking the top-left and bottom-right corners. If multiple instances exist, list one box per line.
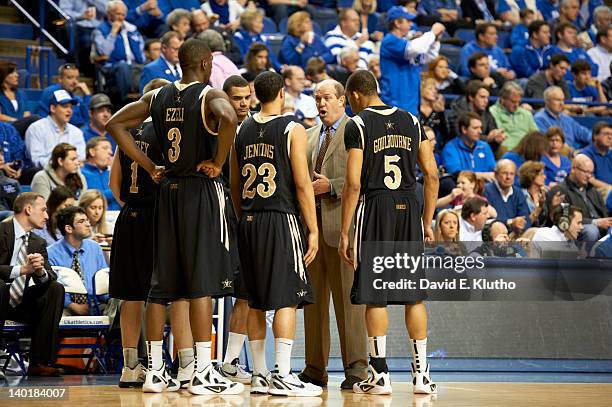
left=0, top=5, right=22, bottom=23
left=0, top=22, right=33, bottom=40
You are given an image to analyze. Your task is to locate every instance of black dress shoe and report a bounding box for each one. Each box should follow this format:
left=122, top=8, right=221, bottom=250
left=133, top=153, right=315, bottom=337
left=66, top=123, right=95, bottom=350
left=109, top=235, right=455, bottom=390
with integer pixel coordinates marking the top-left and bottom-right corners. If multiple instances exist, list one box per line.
left=27, top=364, right=64, bottom=377
left=297, top=372, right=327, bottom=387
left=340, top=375, right=363, bottom=390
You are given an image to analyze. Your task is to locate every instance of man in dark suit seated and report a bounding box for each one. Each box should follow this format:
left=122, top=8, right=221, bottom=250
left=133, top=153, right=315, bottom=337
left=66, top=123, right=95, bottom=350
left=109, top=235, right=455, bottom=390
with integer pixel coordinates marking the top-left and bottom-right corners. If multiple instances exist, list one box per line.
left=0, top=192, right=65, bottom=377
left=139, top=31, right=183, bottom=93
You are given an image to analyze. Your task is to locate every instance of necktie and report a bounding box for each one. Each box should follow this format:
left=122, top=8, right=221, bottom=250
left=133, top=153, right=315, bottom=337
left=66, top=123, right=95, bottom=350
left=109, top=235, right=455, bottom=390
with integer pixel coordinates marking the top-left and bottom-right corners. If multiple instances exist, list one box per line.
left=9, top=234, right=29, bottom=308
left=315, top=126, right=333, bottom=175
left=71, top=250, right=88, bottom=305
left=174, top=65, right=181, bottom=80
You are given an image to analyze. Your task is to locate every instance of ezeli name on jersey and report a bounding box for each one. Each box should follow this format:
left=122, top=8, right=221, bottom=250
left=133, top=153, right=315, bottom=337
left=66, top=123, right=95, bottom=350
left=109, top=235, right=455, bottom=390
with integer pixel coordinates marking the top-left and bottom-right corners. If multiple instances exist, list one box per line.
left=165, top=108, right=184, bottom=122
left=373, top=135, right=413, bottom=154
left=244, top=143, right=275, bottom=160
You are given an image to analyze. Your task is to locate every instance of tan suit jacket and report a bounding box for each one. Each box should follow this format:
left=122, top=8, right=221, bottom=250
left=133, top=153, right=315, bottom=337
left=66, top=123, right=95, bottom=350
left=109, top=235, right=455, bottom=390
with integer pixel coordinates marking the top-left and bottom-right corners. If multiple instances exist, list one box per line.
left=306, top=116, right=349, bottom=248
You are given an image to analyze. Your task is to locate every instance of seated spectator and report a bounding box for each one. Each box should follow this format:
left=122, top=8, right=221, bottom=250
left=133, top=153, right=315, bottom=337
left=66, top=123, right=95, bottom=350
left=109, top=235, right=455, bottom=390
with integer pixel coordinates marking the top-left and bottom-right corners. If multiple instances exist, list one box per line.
left=525, top=54, right=571, bottom=99
left=80, top=137, right=119, bottom=211
left=79, top=189, right=113, bottom=241
left=144, top=38, right=162, bottom=63
left=544, top=22, right=598, bottom=80
left=25, top=90, right=86, bottom=168
left=569, top=59, right=606, bottom=101
left=92, top=0, right=146, bottom=104
left=497, top=0, right=542, bottom=26
left=509, top=9, right=536, bottom=48
left=510, top=20, right=552, bottom=79
left=201, top=0, right=244, bottom=31
left=460, top=0, right=499, bottom=27
left=241, top=43, right=274, bottom=78
left=380, top=7, right=444, bottom=114
left=448, top=80, right=504, bottom=149
left=305, top=57, right=331, bottom=85
left=234, top=9, right=280, bottom=70
left=441, top=112, right=496, bottom=180
left=327, top=48, right=361, bottom=87
left=35, top=186, right=77, bottom=246
left=36, top=64, right=92, bottom=128
left=324, top=9, right=375, bottom=70
left=579, top=121, right=612, bottom=189
left=0, top=151, right=20, bottom=221
left=81, top=94, right=114, bottom=150
left=279, top=11, right=335, bottom=69
left=283, top=66, right=318, bottom=121
left=532, top=204, right=583, bottom=242
left=537, top=0, right=561, bottom=23
left=139, top=31, right=183, bottom=93
left=125, top=0, right=166, bottom=39
left=354, top=0, right=384, bottom=42
left=547, top=154, right=612, bottom=240
left=0, top=121, right=35, bottom=184
left=460, top=23, right=515, bottom=79
left=425, top=55, right=465, bottom=95
left=191, top=9, right=243, bottom=66
left=592, top=228, right=612, bottom=257
left=418, top=0, right=471, bottom=35
left=0, top=192, right=65, bottom=377
left=166, top=8, right=192, bottom=40
left=587, top=24, right=612, bottom=82
left=466, top=52, right=507, bottom=96
left=31, top=143, right=87, bottom=200
left=603, top=60, right=612, bottom=100
left=197, top=30, right=241, bottom=89
left=418, top=78, right=450, bottom=147
left=501, top=131, right=549, bottom=179
left=483, top=159, right=531, bottom=235
left=534, top=86, right=591, bottom=149
left=368, top=54, right=381, bottom=81
left=579, top=6, right=612, bottom=50
left=490, top=81, right=539, bottom=152
left=48, top=206, right=108, bottom=316
left=519, top=160, right=550, bottom=226
left=437, top=170, right=497, bottom=216
left=0, top=61, right=30, bottom=123
left=434, top=209, right=460, bottom=242
left=542, top=126, right=572, bottom=185
left=459, top=197, right=490, bottom=241
left=548, top=0, right=581, bottom=33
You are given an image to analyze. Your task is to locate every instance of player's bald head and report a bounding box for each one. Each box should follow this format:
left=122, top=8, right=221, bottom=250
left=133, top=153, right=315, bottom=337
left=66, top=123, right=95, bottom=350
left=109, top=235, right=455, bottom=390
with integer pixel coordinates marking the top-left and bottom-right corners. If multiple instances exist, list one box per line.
left=178, top=38, right=212, bottom=69
left=346, top=70, right=378, bottom=97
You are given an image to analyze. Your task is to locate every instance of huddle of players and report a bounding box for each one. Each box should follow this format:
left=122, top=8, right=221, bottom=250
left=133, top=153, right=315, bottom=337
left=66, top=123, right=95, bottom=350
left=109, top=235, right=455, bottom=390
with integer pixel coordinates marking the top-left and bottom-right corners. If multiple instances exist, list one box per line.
left=105, top=38, right=439, bottom=397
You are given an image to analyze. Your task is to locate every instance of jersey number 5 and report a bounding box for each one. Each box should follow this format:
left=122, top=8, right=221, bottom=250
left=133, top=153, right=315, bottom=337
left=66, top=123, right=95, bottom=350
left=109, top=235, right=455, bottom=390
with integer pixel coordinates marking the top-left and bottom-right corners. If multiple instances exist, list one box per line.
left=384, top=155, right=402, bottom=190
left=167, top=127, right=181, bottom=163
left=242, top=163, right=277, bottom=199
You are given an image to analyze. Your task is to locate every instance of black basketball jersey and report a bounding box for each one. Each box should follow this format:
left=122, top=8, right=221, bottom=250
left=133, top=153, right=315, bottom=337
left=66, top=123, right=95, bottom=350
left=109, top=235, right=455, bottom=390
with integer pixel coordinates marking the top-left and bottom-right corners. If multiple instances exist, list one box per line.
left=150, top=82, right=218, bottom=177
left=120, top=120, right=163, bottom=206
left=344, top=105, right=426, bottom=196
left=234, top=114, right=300, bottom=214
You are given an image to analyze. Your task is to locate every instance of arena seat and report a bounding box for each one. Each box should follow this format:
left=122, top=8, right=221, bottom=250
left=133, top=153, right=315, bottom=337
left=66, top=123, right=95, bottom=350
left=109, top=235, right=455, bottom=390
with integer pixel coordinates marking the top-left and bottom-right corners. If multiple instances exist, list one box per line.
left=262, top=16, right=277, bottom=34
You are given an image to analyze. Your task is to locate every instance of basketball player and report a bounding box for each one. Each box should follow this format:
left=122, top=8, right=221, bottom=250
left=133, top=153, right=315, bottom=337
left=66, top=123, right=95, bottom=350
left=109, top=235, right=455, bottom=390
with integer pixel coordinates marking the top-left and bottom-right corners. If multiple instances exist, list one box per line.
left=338, top=70, right=440, bottom=395
left=109, top=78, right=196, bottom=391
left=106, top=38, right=243, bottom=395
left=215, top=75, right=253, bottom=384
left=230, top=72, right=321, bottom=396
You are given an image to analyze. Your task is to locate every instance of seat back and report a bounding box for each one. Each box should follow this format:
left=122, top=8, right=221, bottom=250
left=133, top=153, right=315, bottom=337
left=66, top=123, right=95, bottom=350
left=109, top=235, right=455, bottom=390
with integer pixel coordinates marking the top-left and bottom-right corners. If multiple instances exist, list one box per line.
left=53, top=266, right=87, bottom=294
left=93, top=267, right=109, bottom=296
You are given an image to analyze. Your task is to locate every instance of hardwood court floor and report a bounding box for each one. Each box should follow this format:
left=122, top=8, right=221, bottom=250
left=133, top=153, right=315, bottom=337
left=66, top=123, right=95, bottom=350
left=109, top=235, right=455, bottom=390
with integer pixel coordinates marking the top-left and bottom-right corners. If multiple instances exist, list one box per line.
left=2, top=382, right=612, bottom=407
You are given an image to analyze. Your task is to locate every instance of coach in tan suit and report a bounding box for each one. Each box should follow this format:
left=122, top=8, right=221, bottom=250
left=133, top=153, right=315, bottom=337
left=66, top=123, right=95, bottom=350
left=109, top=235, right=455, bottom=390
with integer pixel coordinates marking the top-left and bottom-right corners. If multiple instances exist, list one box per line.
left=298, top=80, right=368, bottom=390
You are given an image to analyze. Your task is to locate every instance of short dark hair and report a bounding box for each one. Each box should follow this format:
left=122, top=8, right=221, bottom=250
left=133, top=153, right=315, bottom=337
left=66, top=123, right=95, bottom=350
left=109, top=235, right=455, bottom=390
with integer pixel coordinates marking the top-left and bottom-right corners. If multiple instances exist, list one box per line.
left=346, top=69, right=378, bottom=96
left=475, top=23, right=496, bottom=39
left=145, top=38, right=160, bottom=52
left=254, top=71, right=284, bottom=104
left=554, top=21, right=577, bottom=42
left=552, top=204, right=581, bottom=225
left=465, top=80, right=488, bottom=100
left=461, top=197, right=489, bottom=221
left=56, top=205, right=87, bottom=236
left=306, top=57, right=326, bottom=77
left=520, top=8, right=535, bottom=19
left=593, top=121, right=612, bottom=138
left=13, top=192, right=44, bottom=214
left=528, top=20, right=549, bottom=38
left=549, top=53, right=570, bottom=67
left=458, top=111, right=482, bottom=133
left=571, top=59, right=592, bottom=75
left=596, top=24, right=612, bottom=44
left=468, top=52, right=488, bottom=69
left=223, top=75, right=249, bottom=94
left=178, top=38, right=211, bottom=69
left=0, top=60, right=17, bottom=86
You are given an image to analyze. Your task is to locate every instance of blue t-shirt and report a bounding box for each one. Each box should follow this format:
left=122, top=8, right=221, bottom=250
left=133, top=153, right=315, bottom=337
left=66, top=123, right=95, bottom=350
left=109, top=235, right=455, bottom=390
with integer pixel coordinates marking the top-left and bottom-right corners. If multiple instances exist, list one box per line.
left=569, top=83, right=599, bottom=102
left=541, top=154, right=571, bottom=185
left=380, top=33, right=421, bottom=115
left=460, top=40, right=512, bottom=77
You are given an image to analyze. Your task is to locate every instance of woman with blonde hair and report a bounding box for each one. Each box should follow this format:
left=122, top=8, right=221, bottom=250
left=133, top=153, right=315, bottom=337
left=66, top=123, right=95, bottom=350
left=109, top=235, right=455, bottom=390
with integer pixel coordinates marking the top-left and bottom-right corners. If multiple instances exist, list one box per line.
left=234, top=9, right=281, bottom=70
left=79, top=189, right=111, bottom=242
left=434, top=209, right=460, bottom=242
left=352, top=0, right=384, bottom=41
left=418, top=78, right=449, bottom=145
left=279, top=11, right=334, bottom=68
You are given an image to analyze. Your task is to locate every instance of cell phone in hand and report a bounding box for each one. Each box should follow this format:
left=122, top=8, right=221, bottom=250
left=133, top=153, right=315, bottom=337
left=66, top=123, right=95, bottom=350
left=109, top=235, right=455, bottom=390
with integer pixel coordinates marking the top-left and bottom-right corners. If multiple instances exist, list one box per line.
left=10, top=160, right=22, bottom=170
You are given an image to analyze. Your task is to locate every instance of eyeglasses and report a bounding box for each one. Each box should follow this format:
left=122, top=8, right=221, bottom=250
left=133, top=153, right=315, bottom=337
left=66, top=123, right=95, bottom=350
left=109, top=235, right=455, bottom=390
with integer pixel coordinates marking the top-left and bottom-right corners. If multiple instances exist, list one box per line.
left=575, top=167, right=594, bottom=175
left=74, top=218, right=91, bottom=225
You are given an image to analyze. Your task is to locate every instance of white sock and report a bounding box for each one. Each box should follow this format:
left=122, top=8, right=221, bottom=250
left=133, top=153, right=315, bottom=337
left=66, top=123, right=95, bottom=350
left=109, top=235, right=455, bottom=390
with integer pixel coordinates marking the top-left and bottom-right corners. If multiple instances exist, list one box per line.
left=122, top=347, right=139, bottom=369
left=411, top=338, right=427, bottom=372
left=146, top=341, right=163, bottom=370
left=223, top=332, right=247, bottom=364
left=368, top=336, right=386, bottom=358
left=195, top=341, right=212, bottom=372
left=249, top=339, right=268, bottom=376
left=178, top=347, right=194, bottom=369
left=275, top=338, right=293, bottom=377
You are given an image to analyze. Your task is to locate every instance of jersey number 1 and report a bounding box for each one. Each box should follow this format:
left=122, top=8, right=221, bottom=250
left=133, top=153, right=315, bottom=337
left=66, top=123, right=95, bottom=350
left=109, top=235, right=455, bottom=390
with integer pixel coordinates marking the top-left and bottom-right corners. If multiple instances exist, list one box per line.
left=384, top=155, right=402, bottom=190
left=129, top=161, right=139, bottom=193
left=167, top=128, right=181, bottom=163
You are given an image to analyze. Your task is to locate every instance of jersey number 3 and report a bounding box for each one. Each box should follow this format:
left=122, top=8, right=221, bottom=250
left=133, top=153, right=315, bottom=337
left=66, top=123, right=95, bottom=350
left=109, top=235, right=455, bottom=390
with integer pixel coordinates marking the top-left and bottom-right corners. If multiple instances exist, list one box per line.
left=384, top=155, right=402, bottom=190
left=242, top=163, right=277, bottom=199
left=167, top=127, right=181, bottom=163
